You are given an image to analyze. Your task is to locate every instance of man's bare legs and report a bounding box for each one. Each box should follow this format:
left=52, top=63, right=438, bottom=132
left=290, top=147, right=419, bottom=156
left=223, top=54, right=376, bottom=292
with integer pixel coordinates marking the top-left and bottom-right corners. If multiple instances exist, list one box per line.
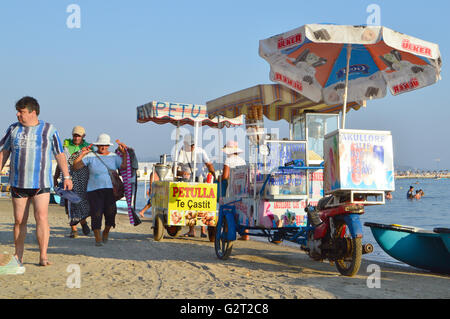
left=12, top=192, right=51, bottom=265
left=32, top=192, right=51, bottom=265
left=12, top=197, right=32, bottom=264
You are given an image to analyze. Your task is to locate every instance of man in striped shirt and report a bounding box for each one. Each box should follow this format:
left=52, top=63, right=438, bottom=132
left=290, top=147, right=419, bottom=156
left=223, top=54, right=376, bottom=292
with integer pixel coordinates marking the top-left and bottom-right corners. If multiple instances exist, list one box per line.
left=0, top=96, right=73, bottom=268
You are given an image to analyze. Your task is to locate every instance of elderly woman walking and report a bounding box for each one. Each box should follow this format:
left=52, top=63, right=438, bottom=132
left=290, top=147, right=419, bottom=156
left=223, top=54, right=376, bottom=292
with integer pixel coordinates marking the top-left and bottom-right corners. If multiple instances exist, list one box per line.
left=73, top=133, right=127, bottom=246
left=54, top=126, right=91, bottom=238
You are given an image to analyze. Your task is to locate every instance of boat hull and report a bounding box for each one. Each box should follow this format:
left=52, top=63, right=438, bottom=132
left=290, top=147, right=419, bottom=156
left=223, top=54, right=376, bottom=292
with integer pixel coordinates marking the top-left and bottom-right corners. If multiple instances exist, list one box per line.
left=434, top=228, right=450, bottom=253
left=365, top=222, right=450, bottom=274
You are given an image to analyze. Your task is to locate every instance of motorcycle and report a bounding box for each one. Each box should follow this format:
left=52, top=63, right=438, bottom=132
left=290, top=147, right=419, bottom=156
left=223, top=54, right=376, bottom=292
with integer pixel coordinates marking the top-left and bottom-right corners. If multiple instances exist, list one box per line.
left=303, top=195, right=373, bottom=276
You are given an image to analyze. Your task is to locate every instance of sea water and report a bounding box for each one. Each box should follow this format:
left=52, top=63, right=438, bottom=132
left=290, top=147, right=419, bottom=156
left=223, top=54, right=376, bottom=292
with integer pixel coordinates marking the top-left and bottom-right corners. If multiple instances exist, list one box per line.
left=125, top=178, right=450, bottom=268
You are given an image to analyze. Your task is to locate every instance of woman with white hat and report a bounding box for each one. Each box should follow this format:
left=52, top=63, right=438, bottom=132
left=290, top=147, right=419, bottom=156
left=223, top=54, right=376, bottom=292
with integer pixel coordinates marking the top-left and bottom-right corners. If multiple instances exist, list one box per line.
left=221, top=140, right=246, bottom=181
left=221, top=140, right=247, bottom=240
left=72, top=133, right=128, bottom=246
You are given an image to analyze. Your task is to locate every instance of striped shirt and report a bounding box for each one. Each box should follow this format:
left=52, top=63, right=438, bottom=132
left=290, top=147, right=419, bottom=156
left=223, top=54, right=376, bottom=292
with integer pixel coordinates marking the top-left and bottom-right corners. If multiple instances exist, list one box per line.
left=0, top=121, right=64, bottom=189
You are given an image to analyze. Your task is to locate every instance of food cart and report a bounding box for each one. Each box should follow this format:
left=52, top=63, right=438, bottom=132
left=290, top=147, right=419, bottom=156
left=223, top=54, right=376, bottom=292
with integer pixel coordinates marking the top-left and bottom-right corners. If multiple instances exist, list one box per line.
left=136, top=101, right=243, bottom=241
left=205, top=84, right=375, bottom=258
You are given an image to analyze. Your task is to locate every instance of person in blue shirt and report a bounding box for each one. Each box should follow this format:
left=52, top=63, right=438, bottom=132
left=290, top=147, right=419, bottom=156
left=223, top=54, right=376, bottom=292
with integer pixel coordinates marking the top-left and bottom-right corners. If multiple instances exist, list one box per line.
left=0, top=96, right=72, bottom=268
left=73, top=133, right=127, bottom=246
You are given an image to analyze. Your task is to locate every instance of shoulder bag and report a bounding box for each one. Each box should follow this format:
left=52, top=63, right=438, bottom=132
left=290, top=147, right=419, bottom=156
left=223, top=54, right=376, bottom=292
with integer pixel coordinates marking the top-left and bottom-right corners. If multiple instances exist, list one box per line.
left=93, top=152, right=125, bottom=201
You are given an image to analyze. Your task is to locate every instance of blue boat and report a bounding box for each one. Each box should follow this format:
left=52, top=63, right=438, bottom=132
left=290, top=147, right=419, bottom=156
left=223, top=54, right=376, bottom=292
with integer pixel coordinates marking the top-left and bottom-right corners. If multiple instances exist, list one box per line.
left=364, top=222, right=450, bottom=274
left=434, top=228, right=450, bottom=253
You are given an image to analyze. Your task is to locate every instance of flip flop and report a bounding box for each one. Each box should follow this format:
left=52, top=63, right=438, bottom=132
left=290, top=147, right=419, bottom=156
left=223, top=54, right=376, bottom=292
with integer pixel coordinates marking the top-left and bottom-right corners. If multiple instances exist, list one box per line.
left=200, top=233, right=207, bottom=238
left=54, top=187, right=82, bottom=204
left=182, top=233, right=195, bottom=238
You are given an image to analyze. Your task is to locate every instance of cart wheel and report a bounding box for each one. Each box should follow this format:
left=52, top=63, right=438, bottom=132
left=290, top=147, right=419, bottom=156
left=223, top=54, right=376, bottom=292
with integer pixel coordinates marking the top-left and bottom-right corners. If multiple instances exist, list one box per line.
left=166, top=226, right=182, bottom=237
left=153, top=214, right=164, bottom=242
left=215, top=217, right=233, bottom=260
left=207, top=226, right=216, bottom=243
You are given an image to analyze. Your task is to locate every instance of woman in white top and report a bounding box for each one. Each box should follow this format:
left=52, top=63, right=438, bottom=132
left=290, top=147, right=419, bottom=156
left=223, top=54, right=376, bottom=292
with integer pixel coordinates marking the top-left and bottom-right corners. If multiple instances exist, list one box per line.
left=221, top=140, right=248, bottom=240
left=221, top=140, right=246, bottom=180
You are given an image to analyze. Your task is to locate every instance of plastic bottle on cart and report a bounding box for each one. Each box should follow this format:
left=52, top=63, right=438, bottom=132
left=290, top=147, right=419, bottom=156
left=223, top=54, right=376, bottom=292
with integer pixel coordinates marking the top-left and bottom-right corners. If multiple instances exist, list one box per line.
left=207, top=173, right=213, bottom=183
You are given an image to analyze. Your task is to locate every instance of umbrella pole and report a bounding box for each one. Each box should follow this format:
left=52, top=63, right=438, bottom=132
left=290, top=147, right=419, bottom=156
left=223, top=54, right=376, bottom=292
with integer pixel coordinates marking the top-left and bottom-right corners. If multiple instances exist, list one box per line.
left=193, top=121, right=199, bottom=182
left=173, top=122, right=180, bottom=179
left=217, top=115, right=222, bottom=197
left=341, top=44, right=352, bottom=129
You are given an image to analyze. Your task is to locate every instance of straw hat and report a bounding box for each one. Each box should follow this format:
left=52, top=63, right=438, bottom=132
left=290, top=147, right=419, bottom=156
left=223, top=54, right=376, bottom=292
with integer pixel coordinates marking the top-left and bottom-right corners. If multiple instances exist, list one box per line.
left=72, top=126, right=85, bottom=136
left=93, top=133, right=113, bottom=146
left=222, top=140, right=243, bottom=155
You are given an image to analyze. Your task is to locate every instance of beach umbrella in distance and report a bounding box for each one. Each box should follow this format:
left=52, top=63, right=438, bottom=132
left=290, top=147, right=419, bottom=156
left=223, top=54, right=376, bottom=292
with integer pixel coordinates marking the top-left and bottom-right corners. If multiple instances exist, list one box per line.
left=259, top=24, right=442, bottom=128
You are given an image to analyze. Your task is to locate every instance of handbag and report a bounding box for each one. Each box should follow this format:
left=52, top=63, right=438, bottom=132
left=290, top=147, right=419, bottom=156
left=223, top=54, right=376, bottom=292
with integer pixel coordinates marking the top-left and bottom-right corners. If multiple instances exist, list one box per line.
left=93, top=152, right=125, bottom=201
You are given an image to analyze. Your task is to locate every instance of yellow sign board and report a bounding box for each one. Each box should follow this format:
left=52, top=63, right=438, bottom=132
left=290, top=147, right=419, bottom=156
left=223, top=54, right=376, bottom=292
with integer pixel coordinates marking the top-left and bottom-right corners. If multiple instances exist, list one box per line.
left=152, top=181, right=218, bottom=226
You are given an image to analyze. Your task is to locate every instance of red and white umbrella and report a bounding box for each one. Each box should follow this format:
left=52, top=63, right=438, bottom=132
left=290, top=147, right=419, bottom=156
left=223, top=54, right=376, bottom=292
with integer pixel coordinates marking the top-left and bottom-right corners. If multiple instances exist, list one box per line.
left=259, top=24, right=442, bottom=127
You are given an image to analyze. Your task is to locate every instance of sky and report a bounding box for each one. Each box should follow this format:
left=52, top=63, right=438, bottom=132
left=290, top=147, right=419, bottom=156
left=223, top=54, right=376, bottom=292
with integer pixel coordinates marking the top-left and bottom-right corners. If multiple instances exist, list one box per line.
left=0, top=0, right=448, bottom=170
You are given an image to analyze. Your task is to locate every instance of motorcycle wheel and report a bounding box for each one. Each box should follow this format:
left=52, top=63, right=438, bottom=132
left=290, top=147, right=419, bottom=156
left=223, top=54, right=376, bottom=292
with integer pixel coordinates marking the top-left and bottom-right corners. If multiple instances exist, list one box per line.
left=215, top=216, right=233, bottom=260
left=334, top=221, right=362, bottom=277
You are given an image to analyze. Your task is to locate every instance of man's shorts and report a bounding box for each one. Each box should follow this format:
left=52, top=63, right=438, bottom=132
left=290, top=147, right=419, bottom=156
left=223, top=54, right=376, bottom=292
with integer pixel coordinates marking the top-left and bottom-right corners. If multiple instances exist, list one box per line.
left=11, top=187, right=51, bottom=198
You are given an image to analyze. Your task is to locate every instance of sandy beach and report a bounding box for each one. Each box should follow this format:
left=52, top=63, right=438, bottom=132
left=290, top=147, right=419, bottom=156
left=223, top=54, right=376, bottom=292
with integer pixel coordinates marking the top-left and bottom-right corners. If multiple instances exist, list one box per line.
left=0, top=198, right=448, bottom=299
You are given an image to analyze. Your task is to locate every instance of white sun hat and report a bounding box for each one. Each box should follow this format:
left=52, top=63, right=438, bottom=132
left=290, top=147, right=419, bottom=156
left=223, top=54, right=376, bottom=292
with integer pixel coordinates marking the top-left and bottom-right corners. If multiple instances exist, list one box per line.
left=93, top=133, right=113, bottom=146
left=222, top=140, right=243, bottom=155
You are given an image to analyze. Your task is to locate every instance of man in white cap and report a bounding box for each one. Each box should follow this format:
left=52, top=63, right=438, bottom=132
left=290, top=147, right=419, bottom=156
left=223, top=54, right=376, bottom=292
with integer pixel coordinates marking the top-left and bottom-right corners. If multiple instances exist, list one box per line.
left=177, top=134, right=215, bottom=183
left=176, top=133, right=215, bottom=237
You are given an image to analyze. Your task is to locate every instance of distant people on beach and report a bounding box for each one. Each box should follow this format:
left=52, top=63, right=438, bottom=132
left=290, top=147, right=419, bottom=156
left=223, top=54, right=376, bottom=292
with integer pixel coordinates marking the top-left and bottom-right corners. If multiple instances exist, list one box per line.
left=0, top=96, right=72, bottom=268
left=415, top=189, right=424, bottom=200
left=176, top=134, right=215, bottom=238
left=54, top=126, right=91, bottom=238
left=414, top=190, right=421, bottom=199
left=385, top=191, right=393, bottom=200
left=407, top=186, right=415, bottom=199
left=72, top=133, right=128, bottom=247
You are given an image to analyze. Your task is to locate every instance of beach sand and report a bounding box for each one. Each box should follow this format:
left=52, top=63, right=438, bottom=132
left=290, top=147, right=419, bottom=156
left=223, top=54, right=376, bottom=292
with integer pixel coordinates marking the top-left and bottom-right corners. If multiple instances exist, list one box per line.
left=0, top=198, right=448, bottom=299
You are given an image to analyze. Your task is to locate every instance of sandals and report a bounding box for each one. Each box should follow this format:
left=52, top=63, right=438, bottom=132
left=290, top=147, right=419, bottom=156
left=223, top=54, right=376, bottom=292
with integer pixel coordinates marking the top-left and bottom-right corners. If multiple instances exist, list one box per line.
left=69, top=230, right=78, bottom=238
left=182, top=232, right=195, bottom=238
left=81, top=223, right=91, bottom=236
left=95, top=241, right=104, bottom=247
left=200, top=233, right=207, bottom=238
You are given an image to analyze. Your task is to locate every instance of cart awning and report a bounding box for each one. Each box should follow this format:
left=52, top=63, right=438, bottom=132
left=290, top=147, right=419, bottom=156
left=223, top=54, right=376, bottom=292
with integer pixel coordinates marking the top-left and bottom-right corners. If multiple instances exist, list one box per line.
left=137, top=101, right=243, bottom=127
left=206, top=84, right=364, bottom=122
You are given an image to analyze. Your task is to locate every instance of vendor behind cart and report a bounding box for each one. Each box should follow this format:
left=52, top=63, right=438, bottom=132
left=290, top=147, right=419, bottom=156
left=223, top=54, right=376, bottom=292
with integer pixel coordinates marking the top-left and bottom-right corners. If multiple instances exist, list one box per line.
left=176, top=134, right=215, bottom=237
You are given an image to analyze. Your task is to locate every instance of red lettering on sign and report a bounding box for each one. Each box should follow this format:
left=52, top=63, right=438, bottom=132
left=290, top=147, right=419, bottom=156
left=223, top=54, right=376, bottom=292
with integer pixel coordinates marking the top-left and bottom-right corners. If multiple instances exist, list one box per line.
left=392, top=77, right=420, bottom=94
left=401, top=39, right=432, bottom=57
left=277, top=33, right=302, bottom=49
left=274, top=72, right=303, bottom=91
